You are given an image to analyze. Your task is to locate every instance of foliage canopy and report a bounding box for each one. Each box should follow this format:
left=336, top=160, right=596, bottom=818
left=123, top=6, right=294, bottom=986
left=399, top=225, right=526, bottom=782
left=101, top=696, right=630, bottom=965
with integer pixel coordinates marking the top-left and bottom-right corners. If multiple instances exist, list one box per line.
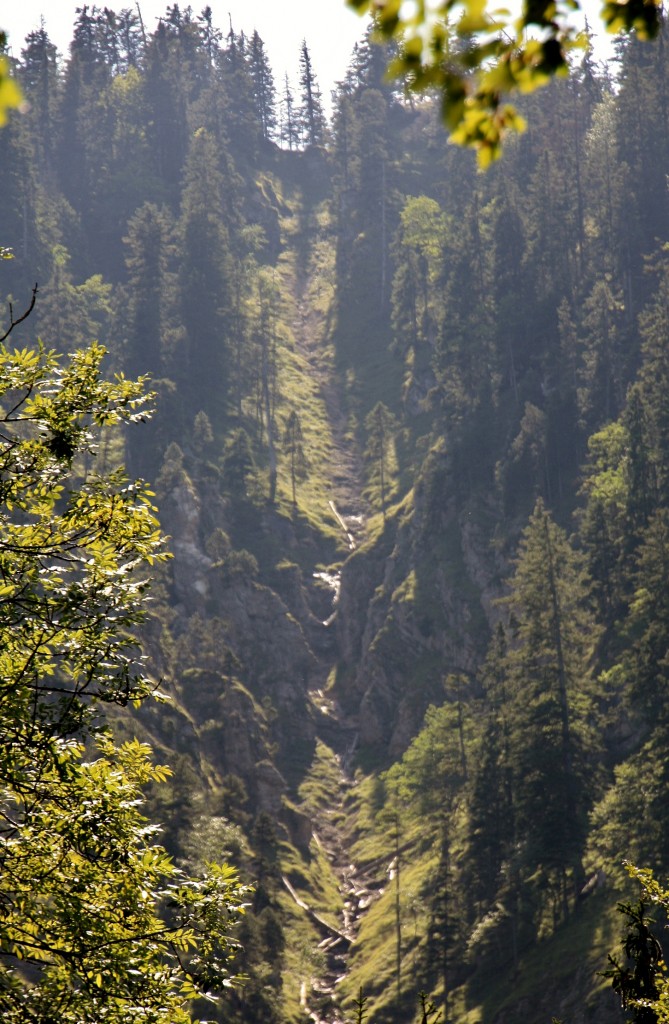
left=0, top=338, right=250, bottom=1022
left=347, top=0, right=663, bottom=164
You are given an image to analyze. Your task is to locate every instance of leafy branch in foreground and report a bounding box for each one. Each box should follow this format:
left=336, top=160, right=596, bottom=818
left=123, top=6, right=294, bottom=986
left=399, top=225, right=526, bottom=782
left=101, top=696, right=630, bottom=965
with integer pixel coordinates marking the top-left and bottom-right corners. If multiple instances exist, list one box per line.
left=0, top=33, right=22, bottom=127
left=0, top=283, right=38, bottom=342
left=0, top=339, right=251, bottom=1023
left=603, top=867, right=669, bottom=1024
left=347, top=0, right=662, bottom=166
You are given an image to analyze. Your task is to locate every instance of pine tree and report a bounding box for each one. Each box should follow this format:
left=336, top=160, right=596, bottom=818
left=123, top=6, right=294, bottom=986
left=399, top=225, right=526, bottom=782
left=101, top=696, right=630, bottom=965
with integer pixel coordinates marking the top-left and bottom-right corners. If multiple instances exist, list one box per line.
left=503, top=499, right=601, bottom=922
left=216, top=19, right=259, bottom=160
left=297, top=40, right=326, bottom=147
left=179, top=127, right=234, bottom=423
left=143, top=19, right=188, bottom=198
left=248, top=30, right=277, bottom=143
left=251, top=269, right=280, bottom=503
left=364, top=401, right=399, bottom=517
left=280, top=73, right=300, bottom=151
left=391, top=195, right=446, bottom=404
left=625, top=509, right=669, bottom=725
left=334, top=87, right=393, bottom=332
left=19, top=22, right=61, bottom=173
left=123, top=202, right=173, bottom=380
left=283, top=409, right=308, bottom=506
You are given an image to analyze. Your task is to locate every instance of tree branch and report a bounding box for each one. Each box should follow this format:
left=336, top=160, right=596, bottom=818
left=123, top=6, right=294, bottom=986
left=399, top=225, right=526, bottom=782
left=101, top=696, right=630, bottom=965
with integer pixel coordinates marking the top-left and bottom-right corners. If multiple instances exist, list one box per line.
left=0, top=284, right=38, bottom=343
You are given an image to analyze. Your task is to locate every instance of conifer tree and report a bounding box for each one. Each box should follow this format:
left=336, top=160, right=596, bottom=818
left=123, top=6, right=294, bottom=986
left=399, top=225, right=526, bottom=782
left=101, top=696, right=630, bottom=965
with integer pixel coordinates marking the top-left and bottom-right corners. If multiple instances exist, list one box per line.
left=280, top=73, right=300, bottom=151
left=198, top=4, right=222, bottom=68
left=0, top=102, right=42, bottom=297
left=637, top=258, right=669, bottom=507
left=297, top=40, right=326, bottom=147
left=248, top=30, right=277, bottom=142
left=624, top=509, right=669, bottom=725
left=503, top=499, right=600, bottom=921
left=123, top=202, right=173, bottom=380
left=19, top=23, right=61, bottom=173
left=36, top=247, right=114, bottom=358
left=391, top=195, right=446, bottom=404
left=57, top=4, right=109, bottom=214
left=283, top=409, right=308, bottom=506
left=579, top=419, right=632, bottom=625
left=143, top=19, right=188, bottom=196
left=613, top=31, right=669, bottom=315
left=179, top=127, right=233, bottom=423
left=344, top=26, right=389, bottom=93
left=222, top=427, right=256, bottom=496
left=364, top=401, right=398, bottom=517
left=216, top=19, right=259, bottom=160
left=578, top=277, right=628, bottom=429
left=116, top=6, right=145, bottom=68
left=251, top=270, right=280, bottom=503
left=335, top=87, right=393, bottom=331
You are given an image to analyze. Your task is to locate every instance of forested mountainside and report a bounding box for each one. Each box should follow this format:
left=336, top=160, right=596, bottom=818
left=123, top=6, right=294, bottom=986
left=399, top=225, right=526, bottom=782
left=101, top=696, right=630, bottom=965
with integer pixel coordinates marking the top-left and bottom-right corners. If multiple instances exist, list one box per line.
left=3, top=5, right=669, bottom=1022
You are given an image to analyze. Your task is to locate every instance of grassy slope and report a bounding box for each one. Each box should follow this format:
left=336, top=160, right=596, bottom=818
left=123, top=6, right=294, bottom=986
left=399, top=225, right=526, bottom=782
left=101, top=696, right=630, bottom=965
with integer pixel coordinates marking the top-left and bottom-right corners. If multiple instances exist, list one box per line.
left=233, top=159, right=627, bottom=1024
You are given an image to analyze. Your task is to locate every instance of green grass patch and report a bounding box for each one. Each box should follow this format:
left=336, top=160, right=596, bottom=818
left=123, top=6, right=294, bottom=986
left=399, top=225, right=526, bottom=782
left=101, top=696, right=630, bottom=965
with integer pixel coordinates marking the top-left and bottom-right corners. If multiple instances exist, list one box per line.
left=468, top=890, right=622, bottom=1024
left=297, top=740, right=343, bottom=810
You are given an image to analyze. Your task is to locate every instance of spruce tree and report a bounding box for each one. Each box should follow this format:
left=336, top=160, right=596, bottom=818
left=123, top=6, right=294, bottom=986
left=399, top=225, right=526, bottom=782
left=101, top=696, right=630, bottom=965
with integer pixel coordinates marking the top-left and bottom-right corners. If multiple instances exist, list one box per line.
left=503, top=499, right=601, bottom=921
left=123, top=202, right=173, bottom=380
left=143, top=20, right=188, bottom=197
left=248, top=30, right=277, bottom=143
left=179, top=127, right=234, bottom=423
left=283, top=409, right=308, bottom=506
left=297, top=40, right=326, bottom=147
left=280, top=73, right=300, bottom=151
left=19, top=23, right=61, bottom=173
left=364, top=401, right=398, bottom=518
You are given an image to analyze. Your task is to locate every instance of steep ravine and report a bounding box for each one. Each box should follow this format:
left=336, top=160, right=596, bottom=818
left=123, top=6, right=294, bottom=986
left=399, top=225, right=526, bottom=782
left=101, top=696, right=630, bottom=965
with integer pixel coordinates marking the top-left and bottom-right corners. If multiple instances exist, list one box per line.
left=280, top=183, right=368, bottom=548
left=276, top=179, right=386, bottom=1021
left=293, top=704, right=383, bottom=1024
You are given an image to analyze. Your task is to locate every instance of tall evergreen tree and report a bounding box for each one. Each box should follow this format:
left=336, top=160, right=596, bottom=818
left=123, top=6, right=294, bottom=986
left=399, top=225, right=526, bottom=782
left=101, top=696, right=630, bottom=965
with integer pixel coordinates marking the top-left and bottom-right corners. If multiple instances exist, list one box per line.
left=391, top=195, right=447, bottom=406
left=297, top=40, right=326, bottom=147
left=251, top=269, right=280, bottom=503
left=364, top=401, right=399, bottom=517
left=123, top=201, right=174, bottom=379
left=143, top=19, right=189, bottom=198
left=279, top=73, right=299, bottom=151
left=503, top=499, right=601, bottom=922
left=19, top=23, right=61, bottom=174
left=179, top=127, right=233, bottom=423
left=283, top=409, right=308, bottom=506
left=334, top=87, right=394, bottom=337
left=248, top=30, right=277, bottom=143
left=216, top=20, right=259, bottom=160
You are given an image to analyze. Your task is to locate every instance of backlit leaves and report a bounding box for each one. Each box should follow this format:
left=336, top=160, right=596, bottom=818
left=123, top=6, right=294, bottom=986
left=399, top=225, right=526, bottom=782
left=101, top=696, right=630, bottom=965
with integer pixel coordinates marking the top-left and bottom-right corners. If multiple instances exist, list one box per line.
left=347, top=0, right=662, bottom=164
left=0, top=341, right=250, bottom=1022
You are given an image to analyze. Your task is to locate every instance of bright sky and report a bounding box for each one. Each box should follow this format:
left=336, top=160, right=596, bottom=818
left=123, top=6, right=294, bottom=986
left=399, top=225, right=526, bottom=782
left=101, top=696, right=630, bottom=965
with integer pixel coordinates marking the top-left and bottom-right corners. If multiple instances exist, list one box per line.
left=2, top=1, right=370, bottom=102
left=2, top=0, right=617, bottom=103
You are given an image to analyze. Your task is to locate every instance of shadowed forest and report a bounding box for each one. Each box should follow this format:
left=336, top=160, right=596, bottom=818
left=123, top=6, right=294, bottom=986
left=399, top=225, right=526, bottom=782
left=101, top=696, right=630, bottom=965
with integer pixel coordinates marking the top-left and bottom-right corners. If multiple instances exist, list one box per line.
left=3, top=4, right=669, bottom=1022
